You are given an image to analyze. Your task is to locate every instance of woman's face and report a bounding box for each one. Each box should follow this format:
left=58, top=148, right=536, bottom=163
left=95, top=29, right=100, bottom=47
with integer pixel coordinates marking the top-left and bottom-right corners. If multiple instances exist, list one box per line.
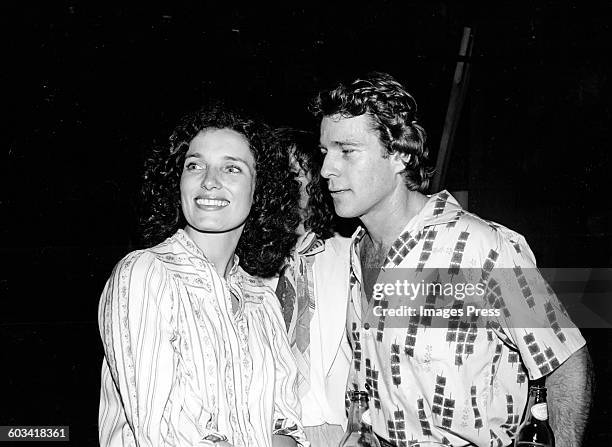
left=180, top=128, right=256, bottom=235
left=290, top=150, right=312, bottom=213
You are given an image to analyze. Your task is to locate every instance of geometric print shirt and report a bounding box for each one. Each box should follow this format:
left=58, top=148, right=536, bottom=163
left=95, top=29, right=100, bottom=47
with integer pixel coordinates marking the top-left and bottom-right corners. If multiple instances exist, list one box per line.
left=98, top=229, right=309, bottom=447
left=346, top=191, right=585, bottom=447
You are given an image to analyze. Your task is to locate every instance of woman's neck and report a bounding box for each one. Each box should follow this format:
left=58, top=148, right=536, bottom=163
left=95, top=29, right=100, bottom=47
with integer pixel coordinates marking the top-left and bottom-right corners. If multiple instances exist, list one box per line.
left=296, top=221, right=307, bottom=238
left=184, top=225, right=243, bottom=277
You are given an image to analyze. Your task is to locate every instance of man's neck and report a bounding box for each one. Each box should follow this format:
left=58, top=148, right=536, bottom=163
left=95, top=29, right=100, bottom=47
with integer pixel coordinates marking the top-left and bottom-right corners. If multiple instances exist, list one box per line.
left=360, top=188, right=429, bottom=248
left=358, top=188, right=429, bottom=301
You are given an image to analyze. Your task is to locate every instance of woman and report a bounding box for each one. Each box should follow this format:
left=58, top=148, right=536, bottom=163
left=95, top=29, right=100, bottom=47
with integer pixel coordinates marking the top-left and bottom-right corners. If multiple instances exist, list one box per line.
left=270, top=128, right=353, bottom=447
left=98, top=105, right=308, bottom=447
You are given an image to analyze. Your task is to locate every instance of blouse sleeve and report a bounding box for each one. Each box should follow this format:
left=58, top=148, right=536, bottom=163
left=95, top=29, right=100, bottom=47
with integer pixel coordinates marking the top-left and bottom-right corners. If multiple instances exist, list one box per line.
left=262, top=291, right=310, bottom=447
left=98, top=251, right=225, bottom=446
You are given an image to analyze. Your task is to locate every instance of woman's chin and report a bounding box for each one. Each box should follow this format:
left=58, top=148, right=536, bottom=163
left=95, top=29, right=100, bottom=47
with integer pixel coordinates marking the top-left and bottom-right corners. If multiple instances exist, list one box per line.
left=185, top=220, right=246, bottom=235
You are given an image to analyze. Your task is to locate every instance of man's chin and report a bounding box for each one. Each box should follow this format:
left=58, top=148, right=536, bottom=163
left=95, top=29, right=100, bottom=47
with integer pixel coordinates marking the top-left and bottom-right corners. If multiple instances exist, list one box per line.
left=334, top=206, right=360, bottom=219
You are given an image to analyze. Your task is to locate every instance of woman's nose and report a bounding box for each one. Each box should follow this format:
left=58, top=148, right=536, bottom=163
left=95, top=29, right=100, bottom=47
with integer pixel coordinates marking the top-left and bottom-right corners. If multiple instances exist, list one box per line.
left=201, top=168, right=221, bottom=190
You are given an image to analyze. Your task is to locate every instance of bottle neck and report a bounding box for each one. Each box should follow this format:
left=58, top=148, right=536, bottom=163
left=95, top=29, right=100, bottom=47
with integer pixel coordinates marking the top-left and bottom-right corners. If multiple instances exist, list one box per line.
left=524, top=386, right=548, bottom=422
left=347, top=395, right=370, bottom=431
left=533, top=388, right=547, bottom=404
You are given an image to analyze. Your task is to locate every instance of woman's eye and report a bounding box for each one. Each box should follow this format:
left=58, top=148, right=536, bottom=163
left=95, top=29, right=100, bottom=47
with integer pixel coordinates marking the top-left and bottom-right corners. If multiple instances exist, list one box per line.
left=185, top=162, right=203, bottom=170
left=320, top=148, right=328, bottom=155
left=342, top=148, right=355, bottom=155
left=226, top=165, right=242, bottom=174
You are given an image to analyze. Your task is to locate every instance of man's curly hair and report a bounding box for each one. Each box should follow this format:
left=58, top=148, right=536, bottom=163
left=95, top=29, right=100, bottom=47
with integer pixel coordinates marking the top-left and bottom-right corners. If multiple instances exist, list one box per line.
left=310, top=71, right=434, bottom=192
left=140, top=104, right=300, bottom=278
left=271, top=127, right=335, bottom=240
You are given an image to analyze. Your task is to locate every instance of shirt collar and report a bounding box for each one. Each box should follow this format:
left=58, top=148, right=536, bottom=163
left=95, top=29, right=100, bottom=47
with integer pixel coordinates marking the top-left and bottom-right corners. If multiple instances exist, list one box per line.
left=348, top=190, right=464, bottom=273
left=418, top=190, right=464, bottom=228
left=296, top=230, right=325, bottom=257
left=350, top=190, right=463, bottom=245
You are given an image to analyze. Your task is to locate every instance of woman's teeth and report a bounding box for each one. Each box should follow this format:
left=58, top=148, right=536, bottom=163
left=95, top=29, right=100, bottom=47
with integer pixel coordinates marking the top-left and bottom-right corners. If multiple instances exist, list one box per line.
left=196, top=198, right=229, bottom=207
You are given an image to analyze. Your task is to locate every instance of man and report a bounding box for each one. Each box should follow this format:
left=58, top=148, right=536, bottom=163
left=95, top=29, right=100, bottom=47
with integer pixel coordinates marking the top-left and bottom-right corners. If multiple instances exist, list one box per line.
left=311, top=72, right=592, bottom=447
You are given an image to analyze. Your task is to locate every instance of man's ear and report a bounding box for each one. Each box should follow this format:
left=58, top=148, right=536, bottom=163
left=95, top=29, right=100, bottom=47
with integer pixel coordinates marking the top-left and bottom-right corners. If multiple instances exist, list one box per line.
left=391, top=152, right=411, bottom=174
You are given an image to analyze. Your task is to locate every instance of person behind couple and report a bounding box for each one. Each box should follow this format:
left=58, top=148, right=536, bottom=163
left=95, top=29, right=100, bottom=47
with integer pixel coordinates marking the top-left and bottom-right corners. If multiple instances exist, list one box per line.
left=98, top=105, right=309, bottom=447
left=266, top=128, right=352, bottom=447
left=312, top=72, right=591, bottom=447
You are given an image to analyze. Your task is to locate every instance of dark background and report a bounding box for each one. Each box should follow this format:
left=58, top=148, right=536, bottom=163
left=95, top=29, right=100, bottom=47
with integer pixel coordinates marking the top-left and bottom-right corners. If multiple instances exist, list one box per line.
left=2, top=1, right=611, bottom=445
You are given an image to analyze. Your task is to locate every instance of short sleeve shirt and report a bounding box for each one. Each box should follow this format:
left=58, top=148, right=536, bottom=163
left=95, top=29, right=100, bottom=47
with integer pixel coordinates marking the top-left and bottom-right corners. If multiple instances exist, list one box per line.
left=346, top=191, right=585, bottom=447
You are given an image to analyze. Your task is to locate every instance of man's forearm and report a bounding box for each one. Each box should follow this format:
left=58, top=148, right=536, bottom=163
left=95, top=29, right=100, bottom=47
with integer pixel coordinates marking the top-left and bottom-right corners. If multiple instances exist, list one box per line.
left=272, top=434, right=298, bottom=446
left=545, top=345, right=593, bottom=447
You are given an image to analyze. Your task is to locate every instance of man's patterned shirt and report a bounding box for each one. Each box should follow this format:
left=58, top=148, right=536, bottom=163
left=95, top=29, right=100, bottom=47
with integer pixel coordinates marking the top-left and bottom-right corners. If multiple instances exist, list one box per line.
left=346, top=191, right=585, bottom=447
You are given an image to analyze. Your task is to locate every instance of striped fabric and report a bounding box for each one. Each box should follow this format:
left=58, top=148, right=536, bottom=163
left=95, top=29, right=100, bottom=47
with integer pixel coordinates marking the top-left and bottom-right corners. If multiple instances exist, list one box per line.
left=98, top=229, right=309, bottom=447
left=276, top=232, right=325, bottom=389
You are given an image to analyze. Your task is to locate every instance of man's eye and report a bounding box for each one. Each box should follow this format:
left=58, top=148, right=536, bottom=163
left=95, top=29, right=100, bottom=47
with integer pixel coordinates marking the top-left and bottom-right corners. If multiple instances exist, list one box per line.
left=342, top=148, right=355, bottom=155
left=320, top=148, right=328, bottom=155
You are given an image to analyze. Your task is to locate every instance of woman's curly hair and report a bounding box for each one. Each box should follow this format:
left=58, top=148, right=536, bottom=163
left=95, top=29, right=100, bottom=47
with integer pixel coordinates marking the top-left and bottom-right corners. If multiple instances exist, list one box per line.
left=270, top=128, right=335, bottom=240
left=310, top=71, right=434, bottom=192
left=140, top=104, right=300, bottom=278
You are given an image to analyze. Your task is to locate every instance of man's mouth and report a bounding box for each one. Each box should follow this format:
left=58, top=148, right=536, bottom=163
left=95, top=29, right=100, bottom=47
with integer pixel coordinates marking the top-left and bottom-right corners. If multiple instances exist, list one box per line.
left=194, top=198, right=230, bottom=207
left=329, top=189, right=349, bottom=195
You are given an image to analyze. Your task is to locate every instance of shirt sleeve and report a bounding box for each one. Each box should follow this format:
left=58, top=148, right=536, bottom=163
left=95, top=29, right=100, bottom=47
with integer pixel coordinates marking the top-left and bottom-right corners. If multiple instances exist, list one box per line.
left=262, top=292, right=310, bottom=447
left=485, top=231, right=586, bottom=380
left=98, top=251, right=225, bottom=446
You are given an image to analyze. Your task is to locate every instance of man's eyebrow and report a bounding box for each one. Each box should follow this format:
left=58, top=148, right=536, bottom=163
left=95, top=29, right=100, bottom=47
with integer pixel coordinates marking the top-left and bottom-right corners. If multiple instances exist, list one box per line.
left=185, top=152, right=201, bottom=158
left=319, top=140, right=360, bottom=150
left=333, top=139, right=360, bottom=147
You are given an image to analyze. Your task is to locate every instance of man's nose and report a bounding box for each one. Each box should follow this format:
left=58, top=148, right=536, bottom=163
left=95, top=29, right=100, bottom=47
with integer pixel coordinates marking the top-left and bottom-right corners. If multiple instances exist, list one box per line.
left=201, top=168, right=221, bottom=190
left=320, top=152, right=338, bottom=179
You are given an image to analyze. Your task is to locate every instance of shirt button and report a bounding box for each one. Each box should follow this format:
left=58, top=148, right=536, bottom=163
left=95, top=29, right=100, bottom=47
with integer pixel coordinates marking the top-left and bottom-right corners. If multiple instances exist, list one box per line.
left=364, top=323, right=370, bottom=330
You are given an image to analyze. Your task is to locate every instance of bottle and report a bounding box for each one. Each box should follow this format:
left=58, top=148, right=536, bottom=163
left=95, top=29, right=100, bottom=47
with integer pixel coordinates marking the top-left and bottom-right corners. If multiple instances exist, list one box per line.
left=515, top=385, right=555, bottom=447
left=338, top=391, right=382, bottom=447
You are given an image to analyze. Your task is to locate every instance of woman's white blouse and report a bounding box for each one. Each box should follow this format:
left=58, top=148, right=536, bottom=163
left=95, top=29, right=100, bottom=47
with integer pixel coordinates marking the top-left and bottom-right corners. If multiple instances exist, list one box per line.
left=98, top=230, right=308, bottom=447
